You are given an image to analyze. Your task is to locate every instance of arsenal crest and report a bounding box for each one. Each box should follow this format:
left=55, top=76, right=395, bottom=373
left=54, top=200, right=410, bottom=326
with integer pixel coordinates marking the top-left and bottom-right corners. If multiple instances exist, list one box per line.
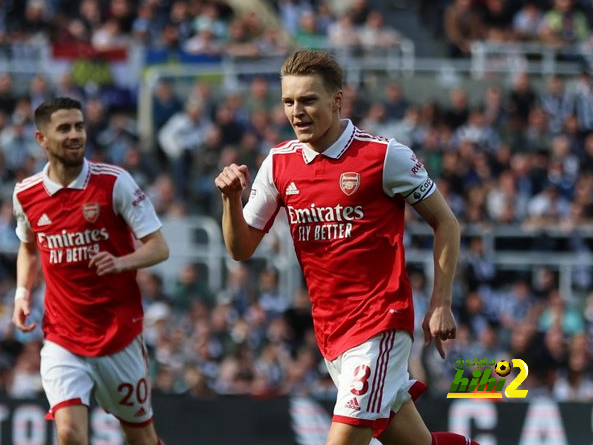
left=340, top=172, right=360, bottom=196
left=82, top=202, right=100, bottom=223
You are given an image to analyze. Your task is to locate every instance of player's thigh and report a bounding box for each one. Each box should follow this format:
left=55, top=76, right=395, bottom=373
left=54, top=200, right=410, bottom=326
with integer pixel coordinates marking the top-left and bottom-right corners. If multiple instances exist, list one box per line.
left=53, top=405, right=89, bottom=444
left=326, top=331, right=414, bottom=436
left=377, top=399, right=431, bottom=445
left=325, top=421, right=374, bottom=445
left=40, top=341, right=95, bottom=413
left=90, top=336, right=154, bottom=425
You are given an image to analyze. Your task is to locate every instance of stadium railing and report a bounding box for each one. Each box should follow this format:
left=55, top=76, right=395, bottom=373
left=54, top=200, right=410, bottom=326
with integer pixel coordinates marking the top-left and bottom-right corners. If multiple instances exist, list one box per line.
left=149, top=217, right=591, bottom=304
left=470, top=40, right=591, bottom=79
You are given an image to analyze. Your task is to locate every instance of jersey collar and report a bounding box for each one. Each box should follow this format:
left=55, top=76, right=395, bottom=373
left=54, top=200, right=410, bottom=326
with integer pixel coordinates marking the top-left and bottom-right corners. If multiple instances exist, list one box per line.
left=43, top=159, right=90, bottom=195
left=302, top=119, right=355, bottom=164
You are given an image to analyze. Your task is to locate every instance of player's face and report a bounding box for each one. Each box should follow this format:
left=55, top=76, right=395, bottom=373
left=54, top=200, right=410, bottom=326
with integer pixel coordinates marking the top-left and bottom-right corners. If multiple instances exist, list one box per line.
left=36, top=109, right=86, bottom=168
left=281, top=74, right=342, bottom=153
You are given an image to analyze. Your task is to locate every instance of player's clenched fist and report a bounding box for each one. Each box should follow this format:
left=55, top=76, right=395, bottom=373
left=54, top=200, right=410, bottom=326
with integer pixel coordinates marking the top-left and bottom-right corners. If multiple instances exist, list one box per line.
left=215, top=163, right=249, bottom=196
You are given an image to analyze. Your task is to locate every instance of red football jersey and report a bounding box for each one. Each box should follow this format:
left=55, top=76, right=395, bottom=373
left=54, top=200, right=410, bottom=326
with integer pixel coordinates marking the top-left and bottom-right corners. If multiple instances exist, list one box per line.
left=244, top=121, right=435, bottom=360
left=13, top=160, right=162, bottom=356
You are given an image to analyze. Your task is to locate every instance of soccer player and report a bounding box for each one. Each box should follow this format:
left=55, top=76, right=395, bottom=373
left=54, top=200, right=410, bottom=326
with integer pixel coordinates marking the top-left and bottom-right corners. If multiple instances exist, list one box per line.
left=215, top=50, right=481, bottom=445
left=12, top=97, right=169, bottom=445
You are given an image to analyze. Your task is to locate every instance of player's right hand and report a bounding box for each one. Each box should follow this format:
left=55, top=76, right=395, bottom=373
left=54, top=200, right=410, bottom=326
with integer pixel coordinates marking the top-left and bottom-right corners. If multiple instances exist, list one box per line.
left=214, top=164, right=249, bottom=197
left=12, top=298, right=36, bottom=332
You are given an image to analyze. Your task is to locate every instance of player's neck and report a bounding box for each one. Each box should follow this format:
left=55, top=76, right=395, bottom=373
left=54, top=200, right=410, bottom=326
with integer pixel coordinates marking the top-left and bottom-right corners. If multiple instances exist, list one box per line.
left=48, top=162, right=84, bottom=187
left=309, top=119, right=346, bottom=154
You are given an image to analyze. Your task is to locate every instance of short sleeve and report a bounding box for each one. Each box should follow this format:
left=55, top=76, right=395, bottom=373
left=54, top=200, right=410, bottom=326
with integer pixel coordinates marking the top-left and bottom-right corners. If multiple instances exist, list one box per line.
left=113, top=170, right=162, bottom=239
left=13, top=191, right=34, bottom=243
left=243, top=153, right=281, bottom=231
left=383, top=140, right=435, bottom=205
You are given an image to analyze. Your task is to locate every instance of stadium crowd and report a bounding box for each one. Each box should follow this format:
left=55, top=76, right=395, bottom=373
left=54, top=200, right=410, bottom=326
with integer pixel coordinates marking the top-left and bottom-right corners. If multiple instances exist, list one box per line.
left=0, top=0, right=591, bottom=405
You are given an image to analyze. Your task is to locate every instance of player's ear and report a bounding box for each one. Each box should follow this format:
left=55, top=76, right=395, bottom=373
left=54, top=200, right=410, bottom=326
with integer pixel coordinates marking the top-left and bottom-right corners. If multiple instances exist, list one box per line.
left=35, top=130, right=47, bottom=149
left=333, top=90, right=343, bottom=112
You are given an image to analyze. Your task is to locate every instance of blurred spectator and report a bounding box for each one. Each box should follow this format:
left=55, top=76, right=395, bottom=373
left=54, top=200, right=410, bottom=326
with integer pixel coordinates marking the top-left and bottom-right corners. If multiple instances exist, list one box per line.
left=360, top=102, right=399, bottom=139
left=539, top=75, right=573, bottom=136
left=97, top=112, right=138, bottom=164
left=444, top=0, right=485, bottom=58
left=257, top=267, right=290, bottom=320
left=552, top=334, right=593, bottom=400
left=499, top=279, right=539, bottom=329
left=273, top=0, right=309, bottom=36
left=171, top=263, right=215, bottom=313
left=121, top=145, right=157, bottom=191
left=0, top=74, right=16, bottom=116
left=244, top=76, right=277, bottom=115
left=525, top=181, right=572, bottom=228
left=28, top=74, right=53, bottom=111
left=152, top=80, right=183, bottom=144
left=7, top=341, right=42, bottom=398
left=453, top=106, right=500, bottom=153
left=443, top=87, right=470, bottom=130
left=479, top=0, right=515, bottom=32
left=358, top=10, right=400, bottom=56
left=462, top=236, right=497, bottom=293
left=132, top=2, right=166, bottom=47
left=92, top=17, right=127, bottom=50
left=158, top=98, right=214, bottom=197
left=538, top=289, right=585, bottom=336
left=572, top=70, right=593, bottom=135
left=82, top=97, right=108, bottom=159
left=294, top=10, right=327, bottom=49
left=382, top=81, right=410, bottom=121
left=0, top=114, right=39, bottom=174
left=512, top=0, right=544, bottom=41
left=183, top=21, right=224, bottom=57
left=539, top=0, right=589, bottom=53
left=508, top=72, right=538, bottom=132
left=327, top=12, right=360, bottom=56
left=283, top=288, right=314, bottom=356
left=486, top=169, right=529, bottom=223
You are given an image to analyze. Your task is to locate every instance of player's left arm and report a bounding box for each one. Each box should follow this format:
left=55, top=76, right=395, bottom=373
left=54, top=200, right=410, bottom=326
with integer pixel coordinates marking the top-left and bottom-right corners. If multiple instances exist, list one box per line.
left=413, top=190, right=460, bottom=358
left=90, top=170, right=169, bottom=275
left=89, top=229, right=169, bottom=275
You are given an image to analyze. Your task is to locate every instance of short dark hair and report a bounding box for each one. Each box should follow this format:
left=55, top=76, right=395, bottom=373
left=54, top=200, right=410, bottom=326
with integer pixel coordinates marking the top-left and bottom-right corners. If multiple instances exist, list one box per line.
left=34, top=97, right=83, bottom=129
left=280, top=50, right=343, bottom=92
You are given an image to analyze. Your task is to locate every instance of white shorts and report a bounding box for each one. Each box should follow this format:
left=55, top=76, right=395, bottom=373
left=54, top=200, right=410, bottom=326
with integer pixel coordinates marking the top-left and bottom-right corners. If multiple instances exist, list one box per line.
left=324, top=330, right=426, bottom=437
left=40, top=336, right=153, bottom=426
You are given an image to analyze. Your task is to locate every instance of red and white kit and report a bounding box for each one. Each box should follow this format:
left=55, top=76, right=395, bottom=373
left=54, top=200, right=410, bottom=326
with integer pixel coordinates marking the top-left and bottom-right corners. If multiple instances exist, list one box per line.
left=13, top=160, right=161, bottom=422
left=244, top=119, right=435, bottom=360
left=13, top=159, right=161, bottom=356
left=243, top=119, right=435, bottom=430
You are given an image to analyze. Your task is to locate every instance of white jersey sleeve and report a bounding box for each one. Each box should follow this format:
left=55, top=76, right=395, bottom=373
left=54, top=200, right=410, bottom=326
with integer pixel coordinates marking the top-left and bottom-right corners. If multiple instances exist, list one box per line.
left=383, top=139, right=436, bottom=205
left=113, top=170, right=162, bottom=239
left=12, top=192, right=33, bottom=243
left=243, top=153, right=281, bottom=231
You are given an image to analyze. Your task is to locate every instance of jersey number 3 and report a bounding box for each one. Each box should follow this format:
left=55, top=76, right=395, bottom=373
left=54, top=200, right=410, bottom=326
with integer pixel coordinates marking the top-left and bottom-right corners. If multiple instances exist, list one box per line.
left=350, top=364, right=371, bottom=396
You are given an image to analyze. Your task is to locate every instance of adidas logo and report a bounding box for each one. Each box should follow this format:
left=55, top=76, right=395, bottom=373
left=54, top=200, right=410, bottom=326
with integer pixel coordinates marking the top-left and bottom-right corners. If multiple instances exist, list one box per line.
left=134, top=406, right=147, bottom=417
left=37, top=213, right=52, bottom=226
left=286, top=182, right=299, bottom=195
left=345, top=397, right=360, bottom=411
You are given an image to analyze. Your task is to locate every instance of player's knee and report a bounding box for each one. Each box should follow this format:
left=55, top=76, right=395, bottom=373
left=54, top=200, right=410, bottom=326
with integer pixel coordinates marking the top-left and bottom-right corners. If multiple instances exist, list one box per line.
left=56, top=423, right=87, bottom=445
left=122, top=425, right=159, bottom=445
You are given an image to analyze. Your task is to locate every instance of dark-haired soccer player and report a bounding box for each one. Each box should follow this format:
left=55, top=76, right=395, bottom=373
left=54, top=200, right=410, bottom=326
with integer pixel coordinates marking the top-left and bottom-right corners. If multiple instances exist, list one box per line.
left=13, top=97, right=169, bottom=445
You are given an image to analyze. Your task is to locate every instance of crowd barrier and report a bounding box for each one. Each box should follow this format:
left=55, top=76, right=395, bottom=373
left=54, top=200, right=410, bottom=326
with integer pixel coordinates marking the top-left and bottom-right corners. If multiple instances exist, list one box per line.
left=0, top=395, right=589, bottom=445
left=151, top=217, right=593, bottom=303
